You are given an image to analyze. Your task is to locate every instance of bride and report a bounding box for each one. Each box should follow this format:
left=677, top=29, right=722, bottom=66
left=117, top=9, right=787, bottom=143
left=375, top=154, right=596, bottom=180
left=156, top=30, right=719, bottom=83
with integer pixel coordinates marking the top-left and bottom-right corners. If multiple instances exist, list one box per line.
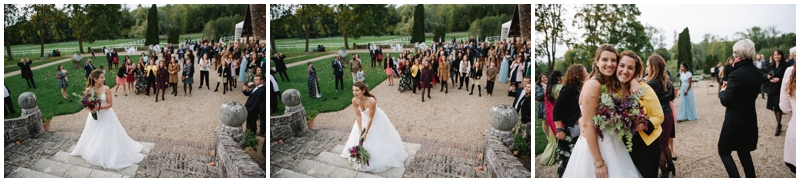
left=340, top=82, right=408, bottom=172
left=70, top=70, right=145, bottom=170
left=562, top=44, right=641, bottom=178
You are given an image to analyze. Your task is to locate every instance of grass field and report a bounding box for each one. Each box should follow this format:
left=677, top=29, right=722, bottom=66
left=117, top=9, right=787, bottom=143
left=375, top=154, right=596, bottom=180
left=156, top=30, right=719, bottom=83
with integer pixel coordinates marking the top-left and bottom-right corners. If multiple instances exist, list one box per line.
left=4, top=56, right=73, bottom=73
left=273, top=32, right=473, bottom=53
left=4, top=56, right=141, bottom=120
left=6, top=33, right=211, bottom=60
left=270, top=53, right=387, bottom=116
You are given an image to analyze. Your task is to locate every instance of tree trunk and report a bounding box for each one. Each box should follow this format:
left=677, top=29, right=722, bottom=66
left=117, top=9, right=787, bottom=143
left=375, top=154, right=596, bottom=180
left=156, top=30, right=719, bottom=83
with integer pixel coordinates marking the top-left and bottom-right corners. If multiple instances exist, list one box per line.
left=343, top=30, right=349, bottom=49
left=304, top=24, right=310, bottom=53
left=40, top=34, right=45, bottom=58
left=270, top=34, right=277, bottom=54
left=78, top=36, right=84, bottom=54
left=5, top=40, right=14, bottom=61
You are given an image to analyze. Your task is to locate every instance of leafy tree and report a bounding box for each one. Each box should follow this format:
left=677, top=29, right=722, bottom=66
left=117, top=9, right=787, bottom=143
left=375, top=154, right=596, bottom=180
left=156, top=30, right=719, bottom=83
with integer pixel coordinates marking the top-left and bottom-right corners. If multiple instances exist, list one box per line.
left=168, top=27, right=180, bottom=44
left=5, top=4, right=25, bottom=60
left=410, top=4, right=425, bottom=43
left=296, top=4, right=332, bottom=53
left=573, top=4, right=649, bottom=56
left=145, top=4, right=159, bottom=46
left=467, top=15, right=510, bottom=38
left=433, top=25, right=447, bottom=43
left=334, top=4, right=388, bottom=49
left=69, top=4, right=122, bottom=53
left=270, top=4, right=293, bottom=53
left=202, top=15, right=244, bottom=41
left=25, top=4, right=67, bottom=58
left=536, top=4, right=571, bottom=73
left=677, top=28, right=692, bottom=73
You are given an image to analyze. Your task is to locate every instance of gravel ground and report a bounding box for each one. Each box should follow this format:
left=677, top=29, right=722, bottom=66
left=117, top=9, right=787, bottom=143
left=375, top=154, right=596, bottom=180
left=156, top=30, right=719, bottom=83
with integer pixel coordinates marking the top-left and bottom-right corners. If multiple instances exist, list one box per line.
left=49, top=58, right=256, bottom=145
left=535, top=80, right=796, bottom=178
left=314, top=76, right=517, bottom=147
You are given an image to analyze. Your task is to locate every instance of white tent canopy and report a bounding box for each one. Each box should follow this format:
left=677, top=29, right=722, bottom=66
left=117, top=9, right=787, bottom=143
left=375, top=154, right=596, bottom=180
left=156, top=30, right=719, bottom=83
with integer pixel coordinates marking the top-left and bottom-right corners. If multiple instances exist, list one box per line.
left=235, top=21, right=244, bottom=40
left=501, top=21, right=512, bottom=41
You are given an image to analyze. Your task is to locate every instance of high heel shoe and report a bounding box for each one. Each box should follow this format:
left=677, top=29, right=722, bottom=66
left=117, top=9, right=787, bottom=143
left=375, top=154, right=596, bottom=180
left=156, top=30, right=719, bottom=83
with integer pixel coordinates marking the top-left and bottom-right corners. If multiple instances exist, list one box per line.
left=776, top=124, right=783, bottom=136
left=669, top=163, right=676, bottom=176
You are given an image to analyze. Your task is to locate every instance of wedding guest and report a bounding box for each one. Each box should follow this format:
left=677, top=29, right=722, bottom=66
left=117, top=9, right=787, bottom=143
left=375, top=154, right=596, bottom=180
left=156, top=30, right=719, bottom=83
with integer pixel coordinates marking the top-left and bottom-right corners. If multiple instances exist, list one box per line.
left=332, top=55, right=346, bottom=91
left=510, top=56, right=525, bottom=89
left=676, top=62, right=699, bottom=122
left=215, top=55, right=230, bottom=94
left=145, top=57, right=158, bottom=97
left=271, top=52, right=289, bottom=82
left=84, top=59, right=96, bottom=78
left=485, top=61, right=499, bottom=97
left=536, top=73, right=548, bottom=121
left=198, top=54, right=211, bottom=90
left=438, top=55, right=451, bottom=94
left=459, top=55, right=471, bottom=91
left=238, top=50, right=251, bottom=86
left=183, top=58, right=195, bottom=97
left=106, top=49, right=114, bottom=69
left=499, top=51, right=511, bottom=84
left=451, top=53, right=461, bottom=88
left=5, top=85, right=16, bottom=116
left=18, top=58, right=36, bottom=89
left=125, top=59, right=135, bottom=95
left=470, top=58, right=484, bottom=96
left=243, top=74, right=265, bottom=135
left=718, top=39, right=761, bottom=178
left=307, top=62, right=322, bottom=98
left=270, top=70, right=281, bottom=115
left=767, top=49, right=790, bottom=136
left=227, top=54, right=237, bottom=90
left=385, top=54, right=395, bottom=86
left=114, top=61, right=128, bottom=97
left=553, top=65, right=587, bottom=177
left=56, top=65, right=69, bottom=98
left=350, top=54, right=362, bottom=84
left=544, top=71, right=563, bottom=137
left=420, top=60, right=433, bottom=102
left=645, top=54, right=676, bottom=177
left=411, top=58, right=421, bottom=96
left=517, top=82, right=531, bottom=141
left=357, top=66, right=365, bottom=82
left=155, top=61, right=168, bottom=102
left=779, top=62, right=796, bottom=173
left=168, top=59, right=180, bottom=96
left=134, top=59, right=146, bottom=95
left=398, top=59, right=414, bottom=92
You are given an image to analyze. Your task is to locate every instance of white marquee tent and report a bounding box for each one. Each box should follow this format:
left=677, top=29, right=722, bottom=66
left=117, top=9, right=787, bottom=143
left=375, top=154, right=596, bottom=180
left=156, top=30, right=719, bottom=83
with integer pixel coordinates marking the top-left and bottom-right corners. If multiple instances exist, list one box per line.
left=501, top=21, right=512, bottom=41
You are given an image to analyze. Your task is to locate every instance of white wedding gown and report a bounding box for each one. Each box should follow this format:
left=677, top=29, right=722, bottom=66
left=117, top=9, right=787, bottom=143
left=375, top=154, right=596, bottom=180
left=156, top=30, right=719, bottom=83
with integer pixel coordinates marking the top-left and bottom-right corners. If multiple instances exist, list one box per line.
left=562, top=129, right=642, bottom=178
left=340, top=105, right=408, bottom=172
left=70, top=92, right=145, bottom=171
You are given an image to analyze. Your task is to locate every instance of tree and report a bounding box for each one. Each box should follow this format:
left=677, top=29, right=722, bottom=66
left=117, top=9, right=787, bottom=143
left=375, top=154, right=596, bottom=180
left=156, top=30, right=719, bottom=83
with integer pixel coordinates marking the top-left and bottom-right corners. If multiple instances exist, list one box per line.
left=410, top=4, right=425, bottom=43
left=69, top=4, right=122, bottom=54
left=536, top=4, right=570, bottom=73
left=573, top=4, right=649, bottom=56
left=5, top=4, right=26, bottom=60
left=168, top=27, right=180, bottom=44
left=334, top=4, right=388, bottom=49
left=677, top=28, right=692, bottom=73
left=433, top=25, right=446, bottom=43
left=25, top=4, right=67, bottom=58
left=145, top=4, right=160, bottom=46
left=296, top=4, right=332, bottom=53
left=270, top=4, right=293, bottom=53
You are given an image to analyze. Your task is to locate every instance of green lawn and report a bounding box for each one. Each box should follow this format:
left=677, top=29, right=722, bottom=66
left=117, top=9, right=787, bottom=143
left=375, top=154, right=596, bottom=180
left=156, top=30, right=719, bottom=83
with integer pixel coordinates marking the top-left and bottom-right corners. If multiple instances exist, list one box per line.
left=4, top=56, right=142, bottom=120
left=534, top=102, right=545, bottom=155
left=6, top=33, right=210, bottom=59
left=4, top=56, right=73, bottom=73
left=270, top=53, right=387, bottom=116
left=283, top=52, right=337, bottom=65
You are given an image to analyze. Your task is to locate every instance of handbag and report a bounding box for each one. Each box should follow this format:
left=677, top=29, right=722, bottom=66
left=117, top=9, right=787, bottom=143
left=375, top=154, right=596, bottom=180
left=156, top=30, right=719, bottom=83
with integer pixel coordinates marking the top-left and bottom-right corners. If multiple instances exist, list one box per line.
left=567, top=122, right=580, bottom=138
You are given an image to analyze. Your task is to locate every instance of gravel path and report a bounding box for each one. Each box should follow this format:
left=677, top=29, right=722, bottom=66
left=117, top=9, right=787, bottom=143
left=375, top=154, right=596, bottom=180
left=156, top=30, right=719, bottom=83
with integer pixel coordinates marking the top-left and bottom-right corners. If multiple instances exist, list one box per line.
left=271, top=49, right=410, bottom=70
left=314, top=76, right=517, bottom=147
left=535, top=80, right=796, bottom=178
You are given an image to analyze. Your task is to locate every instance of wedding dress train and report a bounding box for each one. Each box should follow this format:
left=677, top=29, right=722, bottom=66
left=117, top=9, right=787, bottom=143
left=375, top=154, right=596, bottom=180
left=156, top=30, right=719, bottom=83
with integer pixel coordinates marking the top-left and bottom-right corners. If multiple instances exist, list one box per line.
left=70, top=92, right=145, bottom=170
left=340, top=106, right=408, bottom=172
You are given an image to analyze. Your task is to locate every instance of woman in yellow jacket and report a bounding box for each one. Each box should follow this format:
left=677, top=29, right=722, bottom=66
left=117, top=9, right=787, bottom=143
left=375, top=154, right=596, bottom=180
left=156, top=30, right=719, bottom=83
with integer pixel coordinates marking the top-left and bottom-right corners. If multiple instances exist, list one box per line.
left=617, top=51, right=664, bottom=178
left=144, top=57, right=159, bottom=97
left=411, top=58, right=421, bottom=96
left=168, top=57, right=181, bottom=96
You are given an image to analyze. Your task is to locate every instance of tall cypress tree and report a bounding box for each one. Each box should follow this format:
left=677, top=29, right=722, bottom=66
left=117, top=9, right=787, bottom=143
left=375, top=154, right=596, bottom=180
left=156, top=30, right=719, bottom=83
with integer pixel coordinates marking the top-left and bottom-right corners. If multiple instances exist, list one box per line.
left=144, top=4, right=159, bottom=46
left=678, top=27, right=692, bottom=74
left=410, top=4, right=425, bottom=43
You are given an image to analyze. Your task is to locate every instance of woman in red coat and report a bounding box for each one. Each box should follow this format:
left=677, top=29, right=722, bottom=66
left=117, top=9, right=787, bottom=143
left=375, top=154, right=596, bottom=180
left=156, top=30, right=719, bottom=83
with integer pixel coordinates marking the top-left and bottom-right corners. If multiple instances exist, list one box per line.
left=420, top=60, right=433, bottom=102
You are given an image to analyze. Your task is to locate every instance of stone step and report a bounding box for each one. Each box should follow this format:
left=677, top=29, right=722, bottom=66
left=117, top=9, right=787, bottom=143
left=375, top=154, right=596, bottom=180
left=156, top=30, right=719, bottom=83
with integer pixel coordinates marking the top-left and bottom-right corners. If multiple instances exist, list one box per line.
left=332, top=142, right=420, bottom=167
left=315, top=151, right=406, bottom=178
left=68, top=141, right=156, bottom=155
left=272, top=168, right=314, bottom=178
left=292, top=159, right=381, bottom=178
left=50, top=152, right=138, bottom=177
left=29, top=158, right=132, bottom=178
left=7, top=167, right=60, bottom=178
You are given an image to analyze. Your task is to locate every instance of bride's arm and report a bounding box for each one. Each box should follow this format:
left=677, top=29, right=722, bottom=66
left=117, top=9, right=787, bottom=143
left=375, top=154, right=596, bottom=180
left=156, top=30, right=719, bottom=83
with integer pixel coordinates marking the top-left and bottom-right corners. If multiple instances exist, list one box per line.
left=352, top=98, right=362, bottom=131
left=364, top=98, right=377, bottom=135
left=578, top=79, right=607, bottom=178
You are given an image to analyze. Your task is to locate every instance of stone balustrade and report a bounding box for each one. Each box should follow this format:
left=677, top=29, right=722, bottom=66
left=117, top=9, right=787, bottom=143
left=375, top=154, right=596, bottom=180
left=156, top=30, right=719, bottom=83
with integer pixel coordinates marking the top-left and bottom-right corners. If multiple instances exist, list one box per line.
left=4, top=92, right=45, bottom=144
left=482, top=104, right=530, bottom=178
left=269, top=89, right=307, bottom=141
left=214, top=101, right=266, bottom=178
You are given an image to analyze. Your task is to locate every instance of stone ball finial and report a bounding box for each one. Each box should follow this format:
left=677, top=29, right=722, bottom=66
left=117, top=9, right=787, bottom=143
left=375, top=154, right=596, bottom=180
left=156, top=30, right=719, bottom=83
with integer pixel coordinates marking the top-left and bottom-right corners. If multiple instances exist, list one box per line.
left=338, top=48, right=349, bottom=60
left=281, top=89, right=302, bottom=106
left=489, top=104, right=518, bottom=131
left=18, top=92, right=38, bottom=109
left=73, top=53, right=83, bottom=61
left=219, top=101, right=247, bottom=127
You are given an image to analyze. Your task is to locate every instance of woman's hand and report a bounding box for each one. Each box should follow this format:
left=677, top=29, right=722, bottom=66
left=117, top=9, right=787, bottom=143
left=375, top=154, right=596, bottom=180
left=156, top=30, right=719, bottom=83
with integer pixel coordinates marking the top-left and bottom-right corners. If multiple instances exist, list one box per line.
left=595, top=161, right=609, bottom=178
left=360, top=131, right=368, bottom=142
left=771, top=77, right=780, bottom=83
left=556, top=130, right=566, bottom=140
left=630, top=81, right=641, bottom=95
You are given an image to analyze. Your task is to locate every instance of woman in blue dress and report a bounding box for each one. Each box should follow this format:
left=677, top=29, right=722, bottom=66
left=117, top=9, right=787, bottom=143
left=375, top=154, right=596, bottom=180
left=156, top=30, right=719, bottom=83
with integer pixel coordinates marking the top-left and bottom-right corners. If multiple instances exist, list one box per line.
left=677, top=62, right=699, bottom=122
left=307, top=62, right=321, bottom=98
left=498, top=51, right=510, bottom=84
left=238, top=50, right=250, bottom=83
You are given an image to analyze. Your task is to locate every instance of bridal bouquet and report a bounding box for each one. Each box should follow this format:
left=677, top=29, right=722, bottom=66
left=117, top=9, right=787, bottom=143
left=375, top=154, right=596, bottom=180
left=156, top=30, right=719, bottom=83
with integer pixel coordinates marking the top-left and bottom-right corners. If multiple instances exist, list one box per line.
left=592, top=85, right=650, bottom=152
left=348, top=128, right=371, bottom=167
left=73, top=89, right=101, bottom=120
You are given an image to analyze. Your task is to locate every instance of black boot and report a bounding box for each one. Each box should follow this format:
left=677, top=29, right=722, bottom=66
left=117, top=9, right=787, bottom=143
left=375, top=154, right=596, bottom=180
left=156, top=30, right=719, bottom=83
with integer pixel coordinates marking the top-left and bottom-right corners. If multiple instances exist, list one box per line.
left=223, top=83, right=227, bottom=94
left=478, top=85, right=482, bottom=97
left=214, top=82, right=220, bottom=92
left=470, top=84, right=475, bottom=95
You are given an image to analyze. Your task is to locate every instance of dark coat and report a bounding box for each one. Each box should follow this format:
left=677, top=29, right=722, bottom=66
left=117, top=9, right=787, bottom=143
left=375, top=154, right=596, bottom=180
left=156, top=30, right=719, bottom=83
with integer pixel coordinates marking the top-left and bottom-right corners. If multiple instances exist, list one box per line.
left=244, top=85, right=266, bottom=112
left=718, top=59, right=762, bottom=152
left=332, top=59, right=345, bottom=76
left=271, top=55, right=287, bottom=72
left=18, top=60, right=34, bottom=78
left=552, top=84, right=581, bottom=127
left=84, top=63, right=95, bottom=78
left=646, top=78, right=675, bottom=114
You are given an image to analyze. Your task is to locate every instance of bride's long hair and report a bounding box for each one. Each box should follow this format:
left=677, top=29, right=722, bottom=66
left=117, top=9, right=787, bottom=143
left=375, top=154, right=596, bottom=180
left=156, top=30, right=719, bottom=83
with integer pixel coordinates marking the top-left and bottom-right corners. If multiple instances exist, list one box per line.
left=86, top=69, right=104, bottom=89
left=353, top=82, right=376, bottom=100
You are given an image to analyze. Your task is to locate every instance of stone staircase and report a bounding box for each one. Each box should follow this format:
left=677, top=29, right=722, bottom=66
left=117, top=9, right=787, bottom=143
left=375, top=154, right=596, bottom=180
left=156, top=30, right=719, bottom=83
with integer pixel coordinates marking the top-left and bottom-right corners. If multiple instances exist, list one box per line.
left=7, top=141, right=155, bottom=178
left=273, top=142, right=421, bottom=178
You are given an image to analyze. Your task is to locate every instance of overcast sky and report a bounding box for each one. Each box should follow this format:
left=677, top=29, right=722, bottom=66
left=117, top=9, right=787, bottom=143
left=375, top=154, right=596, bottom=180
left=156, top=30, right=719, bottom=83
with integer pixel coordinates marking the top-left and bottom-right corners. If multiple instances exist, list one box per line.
left=541, top=4, right=796, bottom=60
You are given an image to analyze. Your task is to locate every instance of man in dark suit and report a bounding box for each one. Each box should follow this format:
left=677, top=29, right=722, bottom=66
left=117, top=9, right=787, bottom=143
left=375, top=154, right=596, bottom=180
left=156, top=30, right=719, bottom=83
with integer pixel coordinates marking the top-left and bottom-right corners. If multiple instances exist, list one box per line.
left=757, top=54, right=770, bottom=99
left=270, top=69, right=281, bottom=115
left=244, top=74, right=266, bottom=136
left=370, top=45, right=377, bottom=68
left=5, top=84, right=15, bottom=116
left=17, top=58, right=36, bottom=89
left=717, top=40, right=762, bottom=178
left=106, top=50, right=113, bottom=70
left=271, top=52, right=289, bottom=82
left=513, top=77, right=532, bottom=110
left=84, top=59, right=95, bottom=78
left=332, top=56, right=345, bottom=91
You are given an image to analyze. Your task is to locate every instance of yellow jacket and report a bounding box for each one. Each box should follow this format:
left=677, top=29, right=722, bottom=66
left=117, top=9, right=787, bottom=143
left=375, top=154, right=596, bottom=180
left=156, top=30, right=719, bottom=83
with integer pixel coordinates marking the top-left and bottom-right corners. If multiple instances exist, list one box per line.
left=411, top=64, right=420, bottom=77
left=637, top=83, right=664, bottom=146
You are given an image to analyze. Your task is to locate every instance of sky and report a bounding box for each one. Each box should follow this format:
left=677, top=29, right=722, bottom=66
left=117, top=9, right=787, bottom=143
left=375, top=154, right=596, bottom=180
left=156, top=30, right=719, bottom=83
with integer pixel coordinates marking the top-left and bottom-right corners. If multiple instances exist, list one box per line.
left=540, top=4, right=796, bottom=60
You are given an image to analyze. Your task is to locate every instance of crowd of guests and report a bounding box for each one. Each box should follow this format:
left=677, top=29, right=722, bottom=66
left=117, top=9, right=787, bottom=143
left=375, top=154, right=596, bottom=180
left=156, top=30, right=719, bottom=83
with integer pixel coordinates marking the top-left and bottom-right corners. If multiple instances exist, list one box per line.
left=536, top=40, right=795, bottom=178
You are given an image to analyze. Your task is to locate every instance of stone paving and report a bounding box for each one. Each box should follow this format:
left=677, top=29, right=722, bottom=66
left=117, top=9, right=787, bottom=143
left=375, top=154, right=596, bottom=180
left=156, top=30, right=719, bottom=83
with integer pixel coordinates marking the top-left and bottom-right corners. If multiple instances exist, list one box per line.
left=270, top=125, right=491, bottom=178
left=4, top=128, right=233, bottom=178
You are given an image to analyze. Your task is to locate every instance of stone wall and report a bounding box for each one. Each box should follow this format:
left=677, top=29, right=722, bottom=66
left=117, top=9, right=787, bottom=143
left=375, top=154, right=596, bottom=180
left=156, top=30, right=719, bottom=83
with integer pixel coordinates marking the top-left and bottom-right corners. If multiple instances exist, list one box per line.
left=250, top=4, right=266, bottom=41
left=270, top=89, right=308, bottom=141
left=214, top=101, right=266, bottom=178
left=4, top=92, right=44, bottom=144
left=518, top=4, right=531, bottom=41
left=481, top=104, right=530, bottom=178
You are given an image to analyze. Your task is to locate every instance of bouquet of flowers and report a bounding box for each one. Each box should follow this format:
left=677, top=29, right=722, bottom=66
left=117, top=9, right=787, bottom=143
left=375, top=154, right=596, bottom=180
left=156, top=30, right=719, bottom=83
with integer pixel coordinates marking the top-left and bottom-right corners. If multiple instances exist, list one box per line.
left=73, top=89, right=101, bottom=120
left=592, top=85, right=650, bottom=152
left=348, top=128, right=370, bottom=167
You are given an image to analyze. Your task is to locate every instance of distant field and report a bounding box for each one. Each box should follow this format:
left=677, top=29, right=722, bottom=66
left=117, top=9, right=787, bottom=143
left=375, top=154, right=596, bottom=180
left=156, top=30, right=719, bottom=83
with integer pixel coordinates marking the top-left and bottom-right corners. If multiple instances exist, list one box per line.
left=274, top=32, right=473, bottom=53
left=6, top=32, right=216, bottom=59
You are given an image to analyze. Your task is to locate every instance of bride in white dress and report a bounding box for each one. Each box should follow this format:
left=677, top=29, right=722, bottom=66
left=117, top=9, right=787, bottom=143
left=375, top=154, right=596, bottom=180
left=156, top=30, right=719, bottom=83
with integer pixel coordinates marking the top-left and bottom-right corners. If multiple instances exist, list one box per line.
left=562, top=44, right=641, bottom=178
left=340, top=82, right=408, bottom=172
left=70, top=70, right=145, bottom=171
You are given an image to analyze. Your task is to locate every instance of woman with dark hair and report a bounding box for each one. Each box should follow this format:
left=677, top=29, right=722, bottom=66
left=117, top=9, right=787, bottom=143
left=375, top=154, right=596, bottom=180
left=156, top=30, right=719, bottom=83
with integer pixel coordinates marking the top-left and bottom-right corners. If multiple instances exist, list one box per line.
left=339, top=82, right=408, bottom=172
left=411, top=58, right=421, bottom=96
left=385, top=53, right=395, bottom=86
left=56, top=64, right=69, bottom=98
left=420, top=60, right=433, bottom=102
left=155, top=61, right=168, bottom=102
left=676, top=62, right=699, bottom=122
left=535, top=73, right=548, bottom=122
left=144, top=57, right=158, bottom=97
left=398, top=58, right=414, bottom=92
left=168, top=59, right=180, bottom=96
left=469, top=58, right=484, bottom=96
left=768, top=49, right=789, bottom=136
left=125, top=58, right=135, bottom=95
left=552, top=65, right=587, bottom=176
left=645, top=54, right=676, bottom=177
left=307, top=62, right=322, bottom=98
left=182, top=58, right=195, bottom=97
left=544, top=71, right=563, bottom=138
left=438, top=54, right=451, bottom=94
left=113, top=60, right=128, bottom=97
